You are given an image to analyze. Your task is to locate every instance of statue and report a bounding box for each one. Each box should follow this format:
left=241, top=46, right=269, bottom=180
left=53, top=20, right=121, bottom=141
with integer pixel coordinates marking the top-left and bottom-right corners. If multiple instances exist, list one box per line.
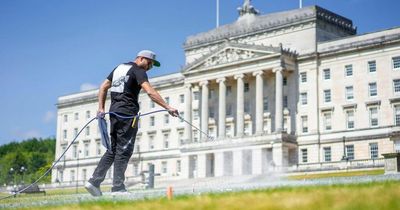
left=238, top=0, right=260, bottom=17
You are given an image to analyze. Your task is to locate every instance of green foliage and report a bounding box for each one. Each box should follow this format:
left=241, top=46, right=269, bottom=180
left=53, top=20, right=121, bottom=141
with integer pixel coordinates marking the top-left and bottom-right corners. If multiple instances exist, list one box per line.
left=0, top=138, right=55, bottom=186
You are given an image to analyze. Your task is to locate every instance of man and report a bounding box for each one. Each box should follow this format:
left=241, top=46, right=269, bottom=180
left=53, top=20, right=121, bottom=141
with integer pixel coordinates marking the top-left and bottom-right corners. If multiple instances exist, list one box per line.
left=85, top=50, right=179, bottom=196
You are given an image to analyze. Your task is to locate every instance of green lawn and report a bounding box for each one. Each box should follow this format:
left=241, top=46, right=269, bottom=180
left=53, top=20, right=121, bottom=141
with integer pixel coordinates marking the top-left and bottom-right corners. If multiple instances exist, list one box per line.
left=4, top=180, right=400, bottom=210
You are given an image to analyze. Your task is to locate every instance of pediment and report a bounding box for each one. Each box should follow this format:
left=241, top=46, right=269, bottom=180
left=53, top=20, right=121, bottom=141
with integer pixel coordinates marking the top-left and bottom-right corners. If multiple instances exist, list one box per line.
left=182, top=42, right=281, bottom=73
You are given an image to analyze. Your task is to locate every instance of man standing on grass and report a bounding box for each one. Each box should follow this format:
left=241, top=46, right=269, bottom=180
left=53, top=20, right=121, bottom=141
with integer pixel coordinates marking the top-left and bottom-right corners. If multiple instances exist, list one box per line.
left=85, top=50, right=179, bottom=196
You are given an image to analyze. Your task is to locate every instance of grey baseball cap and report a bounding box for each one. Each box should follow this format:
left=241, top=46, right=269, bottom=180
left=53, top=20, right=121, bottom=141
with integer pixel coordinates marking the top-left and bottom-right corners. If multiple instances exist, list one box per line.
left=137, top=50, right=160, bottom=67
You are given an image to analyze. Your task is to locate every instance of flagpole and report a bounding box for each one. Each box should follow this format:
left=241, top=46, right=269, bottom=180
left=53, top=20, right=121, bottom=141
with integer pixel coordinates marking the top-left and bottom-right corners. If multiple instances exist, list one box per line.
left=216, top=0, right=220, bottom=27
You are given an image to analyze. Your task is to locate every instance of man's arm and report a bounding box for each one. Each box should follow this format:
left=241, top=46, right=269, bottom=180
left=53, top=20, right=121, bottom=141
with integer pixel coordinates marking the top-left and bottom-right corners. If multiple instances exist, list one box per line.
left=98, top=79, right=112, bottom=115
left=141, top=81, right=178, bottom=117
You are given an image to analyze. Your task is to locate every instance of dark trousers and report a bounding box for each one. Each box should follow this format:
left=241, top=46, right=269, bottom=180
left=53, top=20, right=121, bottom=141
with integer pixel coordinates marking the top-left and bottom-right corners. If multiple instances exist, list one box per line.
left=89, top=114, right=138, bottom=192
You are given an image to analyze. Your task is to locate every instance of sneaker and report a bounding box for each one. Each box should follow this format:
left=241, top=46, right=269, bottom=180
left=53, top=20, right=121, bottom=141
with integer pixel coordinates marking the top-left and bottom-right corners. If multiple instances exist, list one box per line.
left=85, top=182, right=102, bottom=197
left=111, top=190, right=131, bottom=196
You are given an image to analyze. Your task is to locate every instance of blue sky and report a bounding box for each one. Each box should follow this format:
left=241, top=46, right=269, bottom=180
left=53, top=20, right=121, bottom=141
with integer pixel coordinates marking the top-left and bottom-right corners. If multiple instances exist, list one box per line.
left=0, top=0, right=399, bottom=146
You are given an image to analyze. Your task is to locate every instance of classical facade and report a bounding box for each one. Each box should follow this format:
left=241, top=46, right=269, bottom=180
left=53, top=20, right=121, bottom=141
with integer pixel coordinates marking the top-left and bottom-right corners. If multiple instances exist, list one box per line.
left=52, top=2, right=400, bottom=185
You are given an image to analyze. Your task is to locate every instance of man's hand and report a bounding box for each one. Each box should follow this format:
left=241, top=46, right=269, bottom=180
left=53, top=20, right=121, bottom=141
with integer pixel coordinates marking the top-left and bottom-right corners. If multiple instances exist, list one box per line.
left=97, top=109, right=105, bottom=118
left=167, top=107, right=179, bottom=117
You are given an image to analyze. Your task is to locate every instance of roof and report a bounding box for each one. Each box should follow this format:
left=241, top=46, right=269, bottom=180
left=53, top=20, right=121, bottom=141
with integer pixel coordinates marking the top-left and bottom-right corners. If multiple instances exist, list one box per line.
left=184, top=6, right=356, bottom=50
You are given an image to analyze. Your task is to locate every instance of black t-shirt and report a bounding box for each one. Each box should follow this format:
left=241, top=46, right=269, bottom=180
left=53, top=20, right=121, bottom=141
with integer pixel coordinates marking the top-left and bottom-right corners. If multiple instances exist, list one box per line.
left=107, top=62, right=148, bottom=115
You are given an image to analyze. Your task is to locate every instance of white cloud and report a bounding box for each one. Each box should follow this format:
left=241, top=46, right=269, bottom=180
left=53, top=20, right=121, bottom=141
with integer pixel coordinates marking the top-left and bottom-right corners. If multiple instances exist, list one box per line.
left=80, top=83, right=98, bottom=91
left=43, top=111, right=55, bottom=123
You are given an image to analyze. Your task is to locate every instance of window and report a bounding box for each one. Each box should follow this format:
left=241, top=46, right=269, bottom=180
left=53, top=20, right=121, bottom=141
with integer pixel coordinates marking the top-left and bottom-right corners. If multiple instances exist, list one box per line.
left=244, top=102, right=250, bottom=113
left=300, top=72, right=307, bottom=83
left=283, top=96, right=288, bottom=108
left=165, top=97, right=170, bottom=104
left=323, top=69, right=331, bottom=80
left=346, top=110, right=355, bottom=129
left=149, top=135, right=155, bottom=150
left=150, top=101, right=155, bottom=108
left=345, top=64, right=353, bottom=76
left=209, top=89, right=215, bottom=99
left=263, top=96, right=268, bottom=111
left=210, top=109, right=215, bottom=118
left=300, top=92, right=308, bottom=105
left=368, top=60, right=376, bottom=73
left=324, top=89, right=331, bottom=103
left=369, top=107, right=379, bottom=127
left=393, top=79, right=400, bottom=93
left=346, top=145, right=354, bottom=160
left=178, top=131, right=184, bottom=145
left=86, top=126, right=90, bottom=136
left=176, top=160, right=181, bottom=173
left=226, top=86, right=232, bottom=96
left=369, top=82, right=377, bottom=97
left=323, top=112, right=332, bottom=131
left=70, top=170, right=75, bottom=182
left=86, top=111, right=91, bottom=119
left=283, top=77, right=287, bottom=86
left=164, top=114, right=169, bottom=125
left=84, top=143, right=89, bottom=157
left=193, top=110, right=199, bottom=120
left=74, top=113, right=79, bottom=120
left=193, top=130, right=199, bottom=142
left=244, top=83, right=249, bottom=92
left=73, top=145, right=77, bottom=159
left=301, top=149, right=308, bottom=163
left=394, top=105, right=400, bottom=126
left=150, top=116, right=155, bottom=126
left=59, top=171, right=64, bottom=182
left=301, top=116, right=308, bottom=133
left=163, top=133, right=169, bottom=149
left=135, top=138, right=140, bottom=152
left=370, top=143, right=379, bottom=159
left=162, top=161, right=167, bottom=174
left=74, top=128, right=78, bottom=137
left=179, top=112, right=184, bottom=122
left=393, top=56, right=400, bottom=70
left=227, top=104, right=232, bottom=116
left=61, top=146, right=66, bottom=160
left=63, top=115, right=68, bottom=123
left=194, top=91, right=200, bottom=100
left=179, top=94, right=184, bottom=103
left=345, top=86, right=354, bottom=100
left=324, top=147, right=331, bottom=162
left=133, top=163, right=139, bottom=176
left=63, top=130, right=67, bottom=140
left=96, top=141, right=101, bottom=155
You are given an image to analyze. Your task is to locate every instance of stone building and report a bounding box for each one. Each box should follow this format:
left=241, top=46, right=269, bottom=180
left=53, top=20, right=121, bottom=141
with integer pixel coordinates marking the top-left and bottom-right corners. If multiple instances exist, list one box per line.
left=52, top=1, right=400, bottom=185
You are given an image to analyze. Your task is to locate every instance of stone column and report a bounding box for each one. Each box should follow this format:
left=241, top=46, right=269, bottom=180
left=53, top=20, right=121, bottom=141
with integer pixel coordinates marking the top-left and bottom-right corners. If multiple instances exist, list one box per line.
left=197, top=153, right=207, bottom=178
left=274, top=67, right=284, bottom=132
left=253, top=71, right=264, bottom=135
left=234, top=74, right=245, bottom=137
left=252, top=148, right=263, bottom=174
left=217, top=77, right=226, bottom=139
left=180, top=155, right=190, bottom=178
left=214, top=152, right=224, bottom=177
left=272, top=143, right=282, bottom=171
left=184, top=84, right=193, bottom=142
left=232, top=150, right=243, bottom=176
left=200, top=81, right=209, bottom=141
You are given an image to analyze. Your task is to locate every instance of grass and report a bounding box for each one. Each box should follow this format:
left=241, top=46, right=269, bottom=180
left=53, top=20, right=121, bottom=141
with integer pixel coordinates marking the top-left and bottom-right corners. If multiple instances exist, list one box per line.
left=7, top=180, right=399, bottom=210
left=288, top=169, right=385, bottom=180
